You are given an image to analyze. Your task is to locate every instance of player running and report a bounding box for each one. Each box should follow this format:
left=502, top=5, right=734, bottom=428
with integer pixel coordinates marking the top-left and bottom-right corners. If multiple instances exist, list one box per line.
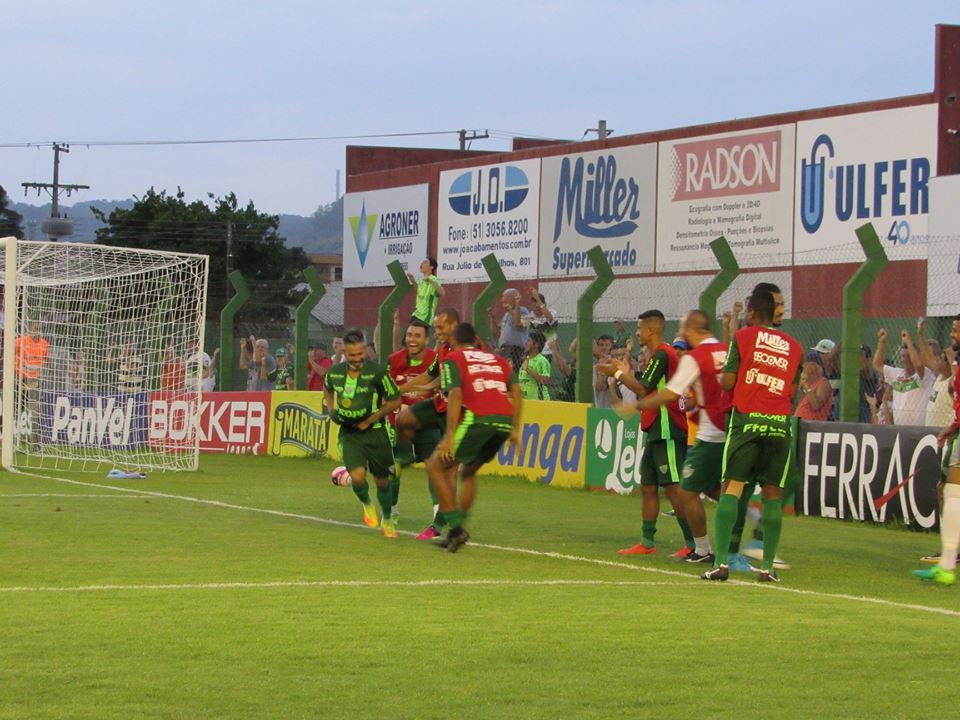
left=324, top=330, right=402, bottom=538
left=426, top=322, right=521, bottom=552
left=702, top=290, right=802, bottom=582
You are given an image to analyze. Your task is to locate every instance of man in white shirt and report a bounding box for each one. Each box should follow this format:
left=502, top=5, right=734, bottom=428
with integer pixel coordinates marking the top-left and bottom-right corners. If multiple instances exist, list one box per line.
left=873, top=328, right=935, bottom=426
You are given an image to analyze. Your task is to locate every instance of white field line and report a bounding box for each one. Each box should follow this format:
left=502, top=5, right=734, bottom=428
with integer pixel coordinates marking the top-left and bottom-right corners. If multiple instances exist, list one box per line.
left=0, top=493, right=147, bottom=498
left=10, top=471, right=960, bottom=619
left=0, top=579, right=693, bottom=594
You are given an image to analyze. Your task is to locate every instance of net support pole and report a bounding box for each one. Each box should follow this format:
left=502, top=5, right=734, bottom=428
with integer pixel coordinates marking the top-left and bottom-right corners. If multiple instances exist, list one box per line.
left=377, top=261, right=414, bottom=359
left=839, top=223, right=888, bottom=422
left=472, top=253, right=507, bottom=344
left=294, top=266, right=325, bottom=390
left=1, top=237, right=17, bottom=470
left=575, top=246, right=614, bottom=405
left=219, top=270, right=250, bottom=392
left=699, top=236, right=741, bottom=321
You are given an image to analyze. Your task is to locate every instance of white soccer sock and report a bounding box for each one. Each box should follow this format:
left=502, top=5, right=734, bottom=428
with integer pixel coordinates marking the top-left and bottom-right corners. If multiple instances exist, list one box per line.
left=940, top=484, right=960, bottom=571
left=432, top=504, right=440, bottom=516
left=694, top=535, right=712, bottom=555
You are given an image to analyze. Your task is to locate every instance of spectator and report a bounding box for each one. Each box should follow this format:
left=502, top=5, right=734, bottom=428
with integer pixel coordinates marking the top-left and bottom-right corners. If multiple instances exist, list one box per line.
left=159, top=347, right=185, bottom=393
left=608, top=343, right=639, bottom=404
left=811, top=338, right=840, bottom=418
left=407, top=256, right=445, bottom=326
left=107, top=341, right=144, bottom=394
left=527, top=290, right=558, bottom=363
left=593, top=334, right=615, bottom=408
left=330, top=335, right=346, bottom=365
left=873, top=328, right=934, bottom=425
left=550, top=336, right=577, bottom=402
left=613, top=319, right=632, bottom=348
left=240, top=337, right=277, bottom=391
left=307, top=343, right=331, bottom=392
left=866, top=381, right=894, bottom=424
left=65, top=350, right=86, bottom=392
left=489, top=288, right=530, bottom=370
left=795, top=356, right=834, bottom=420
left=856, top=344, right=880, bottom=423
left=917, top=319, right=955, bottom=427
left=15, top=320, right=49, bottom=392
left=185, top=341, right=212, bottom=393
left=519, top=330, right=551, bottom=400
left=272, top=345, right=295, bottom=390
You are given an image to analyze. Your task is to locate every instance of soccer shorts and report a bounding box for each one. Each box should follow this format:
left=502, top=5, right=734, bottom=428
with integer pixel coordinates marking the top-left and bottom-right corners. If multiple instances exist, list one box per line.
left=452, top=422, right=510, bottom=467
left=639, top=438, right=686, bottom=487
left=410, top=398, right=446, bottom=432
left=339, top=425, right=395, bottom=478
left=679, top=440, right=724, bottom=494
left=391, top=425, right=442, bottom=467
left=722, top=412, right=792, bottom=487
left=948, top=434, right=960, bottom=469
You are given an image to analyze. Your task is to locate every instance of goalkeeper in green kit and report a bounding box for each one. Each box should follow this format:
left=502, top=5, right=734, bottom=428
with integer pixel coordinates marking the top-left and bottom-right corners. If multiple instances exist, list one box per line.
left=324, top=330, right=402, bottom=538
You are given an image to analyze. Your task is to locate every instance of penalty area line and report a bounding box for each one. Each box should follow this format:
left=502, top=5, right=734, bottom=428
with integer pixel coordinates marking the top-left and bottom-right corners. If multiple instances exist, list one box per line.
left=17, top=470, right=960, bottom=618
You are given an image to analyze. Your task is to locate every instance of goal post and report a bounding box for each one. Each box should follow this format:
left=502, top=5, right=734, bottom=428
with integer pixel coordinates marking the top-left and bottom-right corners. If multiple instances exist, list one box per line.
left=0, top=237, right=209, bottom=473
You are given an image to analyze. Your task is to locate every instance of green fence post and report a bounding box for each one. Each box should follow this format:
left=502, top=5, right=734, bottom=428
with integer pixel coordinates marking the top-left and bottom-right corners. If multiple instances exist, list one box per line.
left=219, top=270, right=250, bottom=392
left=294, top=267, right=326, bottom=390
left=839, top=223, right=889, bottom=422
left=576, top=246, right=615, bottom=404
left=699, top=236, right=741, bottom=321
left=472, top=253, right=508, bottom=342
left=377, top=261, right=414, bottom=359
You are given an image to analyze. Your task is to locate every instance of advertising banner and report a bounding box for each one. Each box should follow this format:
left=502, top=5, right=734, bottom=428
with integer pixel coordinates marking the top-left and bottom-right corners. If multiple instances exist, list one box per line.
left=437, top=159, right=540, bottom=281
left=483, top=399, right=586, bottom=488
left=656, top=125, right=796, bottom=272
left=796, top=420, right=941, bottom=530
left=195, top=392, right=271, bottom=455
left=925, top=175, right=960, bottom=317
left=793, top=104, right=937, bottom=264
left=342, top=184, right=429, bottom=288
left=40, top=391, right=149, bottom=450
left=268, top=391, right=340, bottom=458
left=148, top=391, right=200, bottom=450
left=585, top=408, right=645, bottom=494
left=538, top=145, right=656, bottom=277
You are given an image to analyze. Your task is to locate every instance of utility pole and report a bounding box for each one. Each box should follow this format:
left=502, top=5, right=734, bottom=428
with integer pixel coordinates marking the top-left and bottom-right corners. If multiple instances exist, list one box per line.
left=21, top=143, right=90, bottom=241
left=584, top=119, right=613, bottom=140
left=226, top=217, right=233, bottom=305
left=458, top=129, right=490, bottom=151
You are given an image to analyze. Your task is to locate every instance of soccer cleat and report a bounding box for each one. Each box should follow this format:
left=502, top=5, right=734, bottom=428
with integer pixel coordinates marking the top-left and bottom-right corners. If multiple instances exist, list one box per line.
left=685, top=551, right=715, bottom=564
left=380, top=518, right=398, bottom=539
left=361, top=503, right=380, bottom=529
left=913, top=565, right=957, bottom=586
left=440, top=526, right=470, bottom=553
left=415, top=525, right=441, bottom=540
left=727, top=554, right=756, bottom=573
left=757, top=569, right=781, bottom=583
left=617, top=543, right=656, bottom=556
left=671, top=547, right=693, bottom=559
left=920, top=552, right=960, bottom=564
left=701, top=564, right=729, bottom=581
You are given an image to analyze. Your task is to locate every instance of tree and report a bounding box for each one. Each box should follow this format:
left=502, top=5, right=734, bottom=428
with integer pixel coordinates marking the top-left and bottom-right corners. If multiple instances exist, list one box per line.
left=0, top=185, right=23, bottom=239
left=92, top=188, right=309, bottom=326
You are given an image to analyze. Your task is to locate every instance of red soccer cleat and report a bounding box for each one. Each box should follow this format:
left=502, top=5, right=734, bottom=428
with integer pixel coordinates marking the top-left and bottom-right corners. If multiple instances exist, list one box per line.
left=671, top=547, right=693, bottom=559
left=617, top=543, right=656, bottom=555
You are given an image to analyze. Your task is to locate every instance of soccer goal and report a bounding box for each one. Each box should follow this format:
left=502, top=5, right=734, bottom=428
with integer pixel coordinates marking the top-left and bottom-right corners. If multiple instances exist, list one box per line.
left=0, top=237, right=209, bottom=473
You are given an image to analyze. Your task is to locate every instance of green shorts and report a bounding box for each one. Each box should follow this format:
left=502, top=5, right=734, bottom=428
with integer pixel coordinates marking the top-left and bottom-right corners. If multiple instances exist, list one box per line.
left=339, top=425, right=395, bottom=479
left=453, top=422, right=511, bottom=467
left=410, top=398, right=446, bottom=433
left=390, top=424, right=442, bottom=467
left=722, top=412, right=792, bottom=487
left=679, top=440, right=725, bottom=494
left=639, top=438, right=686, bottom=487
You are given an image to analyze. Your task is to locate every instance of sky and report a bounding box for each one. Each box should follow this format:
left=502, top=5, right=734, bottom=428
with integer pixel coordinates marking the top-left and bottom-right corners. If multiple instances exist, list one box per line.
left=4, top=1, right=959, bottom=218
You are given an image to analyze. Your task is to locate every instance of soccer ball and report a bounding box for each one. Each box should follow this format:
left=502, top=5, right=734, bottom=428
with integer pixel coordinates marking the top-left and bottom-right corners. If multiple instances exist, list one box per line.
left=331, top=466, right=351, bottom=486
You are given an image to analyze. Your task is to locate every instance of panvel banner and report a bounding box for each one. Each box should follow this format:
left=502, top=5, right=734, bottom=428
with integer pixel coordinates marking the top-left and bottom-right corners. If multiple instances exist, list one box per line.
left=794, top=104, right=937, bottom=265
left=436, top=159, right=540, bottom=281
left=268, top=391, right=340, bottom=459
left=342, top=184, right=429, bottom=287
left=482, top=399, right=586, bottom=488
left=796, top=421, right=942, bottom=530
left=656, top=125, right=796, bottom=272
left=538, top=145, right=656, bottom=278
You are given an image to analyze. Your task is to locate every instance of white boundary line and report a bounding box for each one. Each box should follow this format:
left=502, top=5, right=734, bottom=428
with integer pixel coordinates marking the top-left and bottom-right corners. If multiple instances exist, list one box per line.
left=10, top=471, right=960, bottom=618
left=0, top=493, right=147, bottom=498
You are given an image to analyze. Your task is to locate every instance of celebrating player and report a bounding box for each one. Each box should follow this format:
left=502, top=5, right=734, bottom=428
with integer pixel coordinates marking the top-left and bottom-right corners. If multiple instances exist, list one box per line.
left=324, top=330, right=402, bottom=538
left=426, top=322, right=522, bottom=553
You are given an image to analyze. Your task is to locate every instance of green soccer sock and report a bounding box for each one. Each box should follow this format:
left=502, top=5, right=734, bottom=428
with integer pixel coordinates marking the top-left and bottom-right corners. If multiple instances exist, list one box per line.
left=433, top=509, right=446, bottom=529
left=676, top=516, right=695, bottom=550
left=641, top=520, right=657, bottom=548
left=761, top=499, right=783, bottom=572
left=729, top=490, right=752, bottom=553
left=713, top=494, right=740, bottom=566
left=351, top=480, right=371, bottom=506
left=390, top=473, right=401, bottom=508
left=376, top=484, right=393, bottom=521
left=445, top=509, right=465, bottom=530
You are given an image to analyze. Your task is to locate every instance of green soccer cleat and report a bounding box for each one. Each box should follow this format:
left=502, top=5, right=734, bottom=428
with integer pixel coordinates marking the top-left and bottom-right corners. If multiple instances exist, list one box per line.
left=362, top=503, right=380, bottom=529
left=913, top=565, right=956, bottom=586
left=381, top=518, right=398, bottom=539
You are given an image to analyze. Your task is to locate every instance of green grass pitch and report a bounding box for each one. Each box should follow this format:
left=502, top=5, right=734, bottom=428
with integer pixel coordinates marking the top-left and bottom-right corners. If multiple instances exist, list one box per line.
left=1, top=454, right=957, bottom=719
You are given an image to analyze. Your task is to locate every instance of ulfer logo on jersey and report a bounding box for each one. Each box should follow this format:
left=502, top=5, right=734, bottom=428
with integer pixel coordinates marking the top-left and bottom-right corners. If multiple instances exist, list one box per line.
left=448, top=165, right=529, bottom=217
left=755, top=331, right=790, bottom=355
left=347, top=201, right=378, bottom=268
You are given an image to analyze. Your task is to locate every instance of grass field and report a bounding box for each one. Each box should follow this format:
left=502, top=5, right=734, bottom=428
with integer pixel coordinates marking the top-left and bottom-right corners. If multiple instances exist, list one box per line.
left=1, top=454, right=957, bottom=719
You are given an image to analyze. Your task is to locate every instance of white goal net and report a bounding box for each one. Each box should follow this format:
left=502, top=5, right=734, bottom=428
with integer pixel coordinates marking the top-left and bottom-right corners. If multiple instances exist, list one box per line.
left=0, top=238, right=209, bottom=473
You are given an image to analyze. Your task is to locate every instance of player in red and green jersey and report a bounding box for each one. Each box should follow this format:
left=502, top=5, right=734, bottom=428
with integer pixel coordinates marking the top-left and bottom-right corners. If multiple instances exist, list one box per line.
left=602, top=310, right=694, bottom=556
left=324, top=330, right=402, bottom=538
left=387, top=316, right=443, bottom=536
left=702, top=290, right=803, bottom=582
left=426, top=322, right=522, bottom=553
